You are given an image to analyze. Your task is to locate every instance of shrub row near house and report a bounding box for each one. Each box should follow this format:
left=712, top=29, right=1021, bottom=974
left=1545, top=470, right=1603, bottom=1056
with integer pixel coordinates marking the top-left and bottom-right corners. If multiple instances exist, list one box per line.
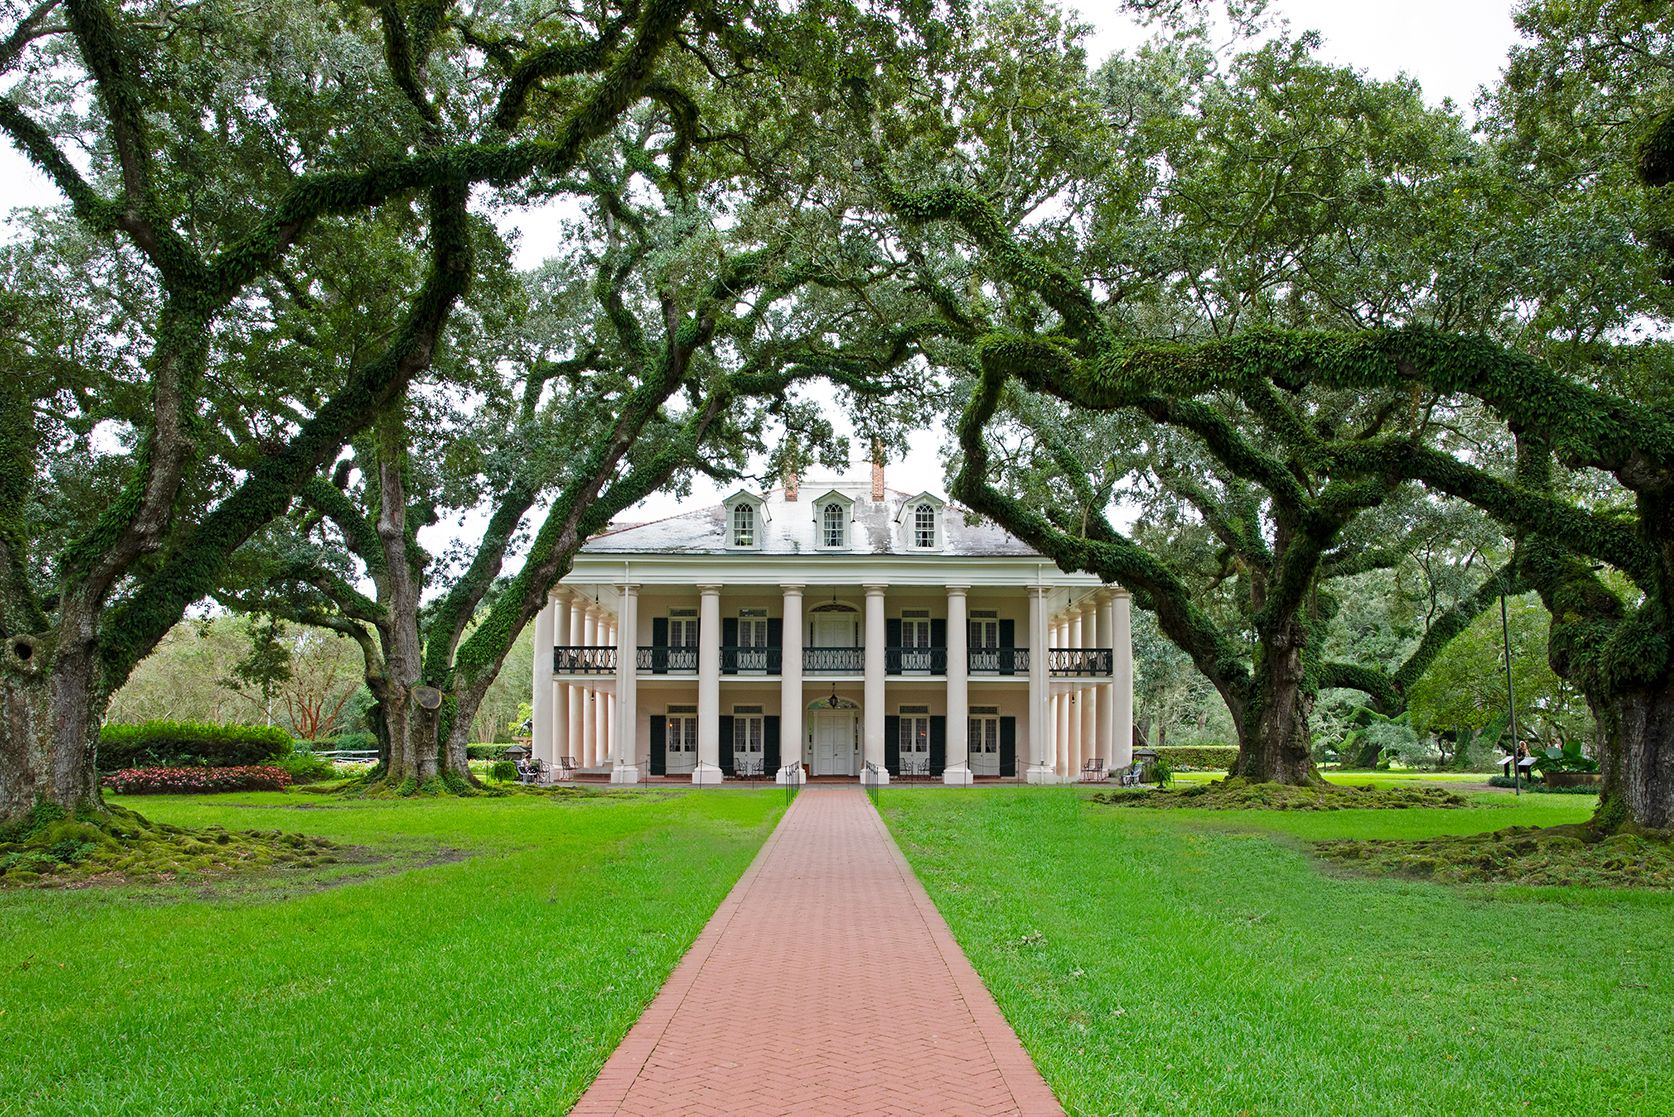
left=98, top=721, right=291, bottom=771
left=467, top=744, right=513, bottom=760
left=104, top=766, right=293, bottom=794
left=1154, top=745, right=1239, bottom=771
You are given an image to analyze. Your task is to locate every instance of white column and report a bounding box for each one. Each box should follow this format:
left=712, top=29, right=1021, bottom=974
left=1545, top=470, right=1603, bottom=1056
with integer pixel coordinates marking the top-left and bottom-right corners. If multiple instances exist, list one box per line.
left=1096, top=592, right=1115, bottom=769
left=944, top=586, right=973, bottom=785
left=862, top=584, right=888, bottom=784
left=1026, top=587, right=1053, bottom=783
left=1112, top=589, right=1135, bottom=771
left=581, top=607, right=599, bottom=766
left=1068, top=608, right=1085, bottom=775
left=1055, top=688, right=1071, bottom=778
left=612, top=584, right=641, bottom=783
left=567, top=603, right=585, bottom=767
left=778, top=585, right=805, bottom=784
left=553, top=594, right=571, bottom=765
left=532, top=595, right=556, bottom=765
left=694, top=584, right=724, bottom=784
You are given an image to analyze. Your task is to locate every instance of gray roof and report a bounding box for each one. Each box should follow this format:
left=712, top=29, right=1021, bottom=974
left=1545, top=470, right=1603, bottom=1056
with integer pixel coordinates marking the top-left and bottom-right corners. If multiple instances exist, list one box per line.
left=583, top=480, right=1041, bottom=558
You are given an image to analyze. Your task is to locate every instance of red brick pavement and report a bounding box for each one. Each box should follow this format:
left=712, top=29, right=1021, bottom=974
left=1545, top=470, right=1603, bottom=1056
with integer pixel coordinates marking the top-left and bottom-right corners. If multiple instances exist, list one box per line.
left=570, top=786, right=1063, bottom=1116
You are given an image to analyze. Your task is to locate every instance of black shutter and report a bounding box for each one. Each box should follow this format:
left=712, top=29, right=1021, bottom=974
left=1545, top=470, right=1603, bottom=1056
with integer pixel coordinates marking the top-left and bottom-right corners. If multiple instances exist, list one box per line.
left=651, top=618, right=668, bottom=674
left=718, top=716, right=735, bottom=775
left=930, top=716, right=946, bottom=777
left=767, top=617, right=783, bottom=647
left=1000, top=717, right=1017, bottom=776
left=886, top=618, right=902, bottom=674
left=764, top=716, right=781, bottom=775
left=884, top=715, right=901, bottom=775
left=649, top=716, right=667, bottom=776
left=999, top=619, right=1017, bottom=675
left=722, top=618, right=738, bottom=673
left=931, top=619, right=948, bottom=674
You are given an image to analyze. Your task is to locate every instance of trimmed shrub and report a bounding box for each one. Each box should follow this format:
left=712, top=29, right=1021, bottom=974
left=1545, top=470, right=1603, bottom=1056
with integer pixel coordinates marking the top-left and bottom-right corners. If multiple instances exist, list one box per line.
left=98, top=722, right=291, bottom=771
left=490, top=759, right=519, bottom=782
left=1155, top=745, right=1239, bottom=771
left=273, top=748, right=337, bottom=783
left=104, top=766, right=292, bottom=794
left=468, top=744, right=512, bottom=761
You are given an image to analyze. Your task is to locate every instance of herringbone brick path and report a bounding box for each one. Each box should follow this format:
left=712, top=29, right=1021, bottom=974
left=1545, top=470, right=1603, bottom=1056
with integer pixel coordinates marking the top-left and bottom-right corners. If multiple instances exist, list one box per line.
left=570, top=787, right=1062, bottom=1116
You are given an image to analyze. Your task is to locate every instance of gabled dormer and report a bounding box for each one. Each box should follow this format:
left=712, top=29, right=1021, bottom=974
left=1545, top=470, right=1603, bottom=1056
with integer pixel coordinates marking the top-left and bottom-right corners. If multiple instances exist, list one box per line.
left=810, top=489, right=855, bottom=550
left=722, top=490, right=769, bottom=549
left=896, top=491, right=946, bottom=551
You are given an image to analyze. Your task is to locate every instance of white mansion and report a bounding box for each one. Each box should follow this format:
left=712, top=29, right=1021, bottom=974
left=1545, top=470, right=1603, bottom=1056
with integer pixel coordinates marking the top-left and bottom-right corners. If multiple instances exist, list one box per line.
left=529, top=467, right=1134, bottom=784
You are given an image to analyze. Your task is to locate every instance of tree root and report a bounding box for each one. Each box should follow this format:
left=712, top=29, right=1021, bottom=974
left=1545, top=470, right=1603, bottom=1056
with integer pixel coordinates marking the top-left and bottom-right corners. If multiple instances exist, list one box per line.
left=1314, top=822, right=1674, bottom=889
left=1093, top=777, right=1471, bottom=811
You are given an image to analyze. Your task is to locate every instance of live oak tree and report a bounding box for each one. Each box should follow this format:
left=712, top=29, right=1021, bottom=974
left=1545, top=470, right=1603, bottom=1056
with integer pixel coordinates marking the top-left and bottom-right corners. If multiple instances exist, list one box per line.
left=866, top=23, right=1517, bottom=783
left=220, top=71, right=949, bottom=788
left=0, top=0, right=956, bottom=824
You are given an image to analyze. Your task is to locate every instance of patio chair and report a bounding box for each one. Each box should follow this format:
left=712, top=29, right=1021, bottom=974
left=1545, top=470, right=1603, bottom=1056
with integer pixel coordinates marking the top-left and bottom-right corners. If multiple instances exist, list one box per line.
left=555, top=755, right=580, bottom=781
left=1080, top=758, right=1107, bottom=782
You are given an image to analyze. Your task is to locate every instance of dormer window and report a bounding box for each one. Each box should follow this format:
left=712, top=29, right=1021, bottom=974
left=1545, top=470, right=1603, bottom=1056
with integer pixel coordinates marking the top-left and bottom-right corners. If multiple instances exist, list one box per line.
left=822, top=501, right=846, bottom=548
left=913, top=503, right=937, bottom=549
left=896, top=491, right=946, bottom=551
left=722, top=490, right=768, bottom=550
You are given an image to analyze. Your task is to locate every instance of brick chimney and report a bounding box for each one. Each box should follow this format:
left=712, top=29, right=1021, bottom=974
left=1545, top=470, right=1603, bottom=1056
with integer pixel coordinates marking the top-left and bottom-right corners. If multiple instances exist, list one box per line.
left=870, top=440, right=886, bottom=501
left=783, top=467, right=799, bottom=502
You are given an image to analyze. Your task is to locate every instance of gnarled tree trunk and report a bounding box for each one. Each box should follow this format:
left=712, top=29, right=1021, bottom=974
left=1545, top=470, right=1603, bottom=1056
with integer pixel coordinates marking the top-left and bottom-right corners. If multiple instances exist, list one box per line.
left=1593, top=678, right=1674, bottom=831
left=1, top=628, right=104, bottom=824
left=1230, top=615, right=1321, bottom=784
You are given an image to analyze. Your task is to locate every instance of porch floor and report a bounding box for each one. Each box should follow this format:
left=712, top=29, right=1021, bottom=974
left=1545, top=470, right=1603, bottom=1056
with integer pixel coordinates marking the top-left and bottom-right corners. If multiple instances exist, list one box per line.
left=570, top=785, right=1063, bottom=1116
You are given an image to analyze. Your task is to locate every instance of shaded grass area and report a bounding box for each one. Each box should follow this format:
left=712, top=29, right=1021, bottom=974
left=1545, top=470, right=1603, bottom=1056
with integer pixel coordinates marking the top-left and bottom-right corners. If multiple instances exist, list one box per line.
left=0, top=788, right=783, bottom=1115
left=882, top=788, right=1674, bottom=1117
left=1316, top=824, right=1674, bottom=889
left=1095, top=777, right=1472, bottom=811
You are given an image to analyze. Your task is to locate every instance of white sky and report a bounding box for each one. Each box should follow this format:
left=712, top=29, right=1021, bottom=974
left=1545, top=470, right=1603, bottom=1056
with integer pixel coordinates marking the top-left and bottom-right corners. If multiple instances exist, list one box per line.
left=2, top=0, right=1523, bottom=539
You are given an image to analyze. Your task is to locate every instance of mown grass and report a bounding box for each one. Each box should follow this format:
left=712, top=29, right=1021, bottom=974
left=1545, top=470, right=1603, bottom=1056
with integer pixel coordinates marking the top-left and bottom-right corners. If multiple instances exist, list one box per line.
left=881, top=787, right=1674, bottom=1117
left=0, top=788, right=783, bottom=1115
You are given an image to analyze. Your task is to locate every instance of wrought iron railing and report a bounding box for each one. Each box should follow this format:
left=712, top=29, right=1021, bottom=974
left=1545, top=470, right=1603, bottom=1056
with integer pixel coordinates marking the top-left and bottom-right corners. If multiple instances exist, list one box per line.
left=885, top=646, right=947, bottom=674
left=1048, top=647, right=1114, bottom=676
left=721, top=646, right=782, bottom=674
left=636, top=645, right=698, bottom=673
left=804, top=646, right=864, bottom=673
left=968, top=647, right=1029, bottom=675
left=553, top=645, right=616, bottom=674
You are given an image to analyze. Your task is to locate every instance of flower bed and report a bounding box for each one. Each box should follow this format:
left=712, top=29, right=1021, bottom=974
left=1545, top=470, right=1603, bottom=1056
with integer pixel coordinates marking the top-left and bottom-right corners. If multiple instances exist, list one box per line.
left=104, top=766, right=293, bottom=794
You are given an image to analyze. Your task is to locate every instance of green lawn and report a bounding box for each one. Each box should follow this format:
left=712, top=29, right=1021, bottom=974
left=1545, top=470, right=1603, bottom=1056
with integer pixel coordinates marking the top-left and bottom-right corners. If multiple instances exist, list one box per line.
left=0, top=788, right=783, bottom=1115
left=882, top=788, right=1674, bottom=1117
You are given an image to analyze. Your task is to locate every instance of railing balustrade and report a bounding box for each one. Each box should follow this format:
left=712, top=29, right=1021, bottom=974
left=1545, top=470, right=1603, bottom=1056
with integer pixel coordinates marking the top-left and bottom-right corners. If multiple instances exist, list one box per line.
left=636, top=646, right=698, bottom=673
left=1048, top=647, right=1114, bottom=676
left=553, top=645, right=617, bottom=674
left=967, top=647, right=1029, bottom=675
left=884, top=646, right=948, bottom=674
left=804, top=646, right=865, bottom=673
left=721, top=645, right=782, bottom=674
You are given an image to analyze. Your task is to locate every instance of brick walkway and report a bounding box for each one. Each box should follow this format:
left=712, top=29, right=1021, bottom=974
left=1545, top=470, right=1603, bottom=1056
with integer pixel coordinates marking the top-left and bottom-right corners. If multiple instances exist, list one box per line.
left=571, top=787, right=1062, bottom=1116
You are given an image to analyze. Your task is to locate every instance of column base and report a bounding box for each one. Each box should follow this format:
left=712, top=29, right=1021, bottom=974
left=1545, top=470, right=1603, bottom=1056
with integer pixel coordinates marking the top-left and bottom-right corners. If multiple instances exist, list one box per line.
left=859, top=769, right=890, bottom=786
left=775, top=764, right=806, bottom=786
left=1024, top=764, right=1058, bottom=785
left=691, top=764, right=724, bottom=786
left=609, top=765, right=641, bottom=785
left=941, top=765, right=975, bottom=786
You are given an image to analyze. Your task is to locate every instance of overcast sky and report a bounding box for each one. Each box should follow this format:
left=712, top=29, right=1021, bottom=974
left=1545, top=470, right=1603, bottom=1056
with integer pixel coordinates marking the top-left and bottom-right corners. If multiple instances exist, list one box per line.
left=2, top=0, right=1524, bottom=531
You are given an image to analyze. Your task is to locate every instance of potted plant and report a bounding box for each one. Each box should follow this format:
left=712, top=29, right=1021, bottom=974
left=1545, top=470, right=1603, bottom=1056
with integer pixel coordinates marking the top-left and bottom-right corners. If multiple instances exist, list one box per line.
left=1531, top=740, right=1600, bottom=788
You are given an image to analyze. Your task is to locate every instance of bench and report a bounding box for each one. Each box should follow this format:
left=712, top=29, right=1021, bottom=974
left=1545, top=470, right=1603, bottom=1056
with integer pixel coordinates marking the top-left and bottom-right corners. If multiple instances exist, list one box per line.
left=1080, top=758, right=1107, bottom=782
left=515, top=758, right=547, bottom=785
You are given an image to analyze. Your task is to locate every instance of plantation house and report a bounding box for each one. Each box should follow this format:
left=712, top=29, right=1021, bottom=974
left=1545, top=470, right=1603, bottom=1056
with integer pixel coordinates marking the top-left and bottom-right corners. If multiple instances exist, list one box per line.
left=530, top=468, right=1134, bottom=784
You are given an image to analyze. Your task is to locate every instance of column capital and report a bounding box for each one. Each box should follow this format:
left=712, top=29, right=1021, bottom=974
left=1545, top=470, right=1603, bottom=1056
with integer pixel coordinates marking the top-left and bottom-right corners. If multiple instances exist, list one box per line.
left=548, top=585, right=569, bottom=604
left=618, top=581, right=639, bottom=596
left=1111, top=585, right=1132, bottom=600
left=697, top=583, right=723, bottom=595
left=1028, top=585, right=1052, bottom=599
left=779, top=583, right=806, bottom=594
left=944, top=584, right=970, bottom=595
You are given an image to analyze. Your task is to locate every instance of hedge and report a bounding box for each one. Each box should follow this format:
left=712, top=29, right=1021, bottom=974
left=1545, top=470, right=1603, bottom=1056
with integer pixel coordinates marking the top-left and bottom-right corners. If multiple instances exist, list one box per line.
left=1155, top=745, right=1239, bottom=770
left=467, top=744, right=513, bottom=760
left=104, top=766, right=293, bottom=794
left=98, top=721, right=292, bottom=771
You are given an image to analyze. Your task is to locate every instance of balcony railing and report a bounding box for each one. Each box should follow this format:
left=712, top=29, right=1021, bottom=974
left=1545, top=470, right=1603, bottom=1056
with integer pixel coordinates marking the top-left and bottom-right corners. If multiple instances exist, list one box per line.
left=968, top=647, right=1028, bottom=675
left=554, top=645, right=617, bottom=674
left=722, top=646, right=782, bottom=674
left=804, top=646, right=864, bottom=673
left=1049, top=647, right=1113, bottom=676
left=637, top=646, right=697, bottom=673
left=885, top=646, right=947, bottom=674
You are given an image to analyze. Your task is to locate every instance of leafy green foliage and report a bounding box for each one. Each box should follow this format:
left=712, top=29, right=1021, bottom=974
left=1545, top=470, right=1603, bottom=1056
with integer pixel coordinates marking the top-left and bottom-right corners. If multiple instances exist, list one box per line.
left=96, top=721, right=291, bottom=771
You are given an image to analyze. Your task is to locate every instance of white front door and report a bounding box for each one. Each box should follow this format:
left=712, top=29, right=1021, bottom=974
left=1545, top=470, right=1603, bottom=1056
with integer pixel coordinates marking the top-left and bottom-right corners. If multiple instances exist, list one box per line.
left=969, top=713, right=1000, bottom=776
left=812, top=713, right=855, bottom=776
left=812, top=612, right=856, bottom=647
left=666, top=714, right=697, bottom=774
